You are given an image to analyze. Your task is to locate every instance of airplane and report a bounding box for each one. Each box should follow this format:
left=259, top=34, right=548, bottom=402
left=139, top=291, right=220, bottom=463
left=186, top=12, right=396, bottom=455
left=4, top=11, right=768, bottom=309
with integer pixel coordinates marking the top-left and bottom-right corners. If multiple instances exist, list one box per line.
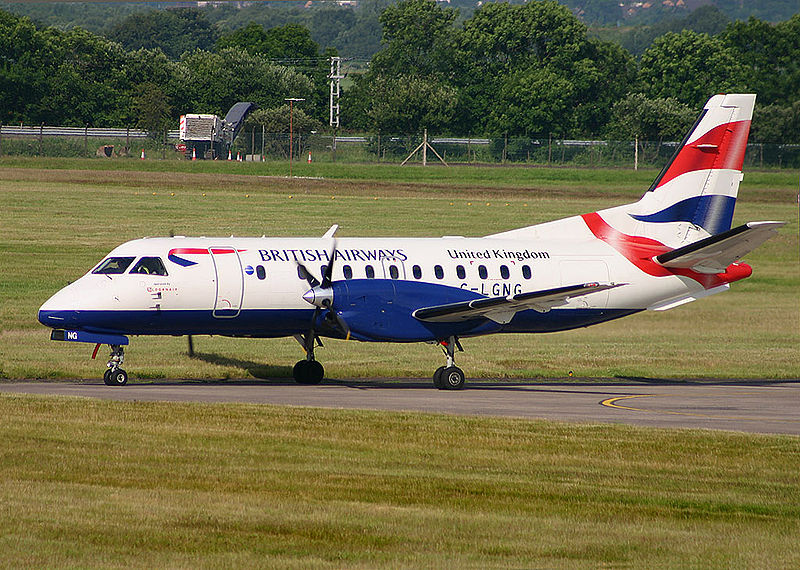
left=38, top=94, right=784, bottom=389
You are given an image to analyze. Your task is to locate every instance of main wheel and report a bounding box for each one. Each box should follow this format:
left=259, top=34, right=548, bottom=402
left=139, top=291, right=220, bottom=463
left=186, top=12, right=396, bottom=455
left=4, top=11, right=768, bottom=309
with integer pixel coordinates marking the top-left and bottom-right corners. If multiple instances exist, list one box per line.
left=103, top=369, right=114, bottom=386
left=432, top=366, right=446, bottom=389
left=108, top=368, right=128, bottom=386
left=439, top=366, right=465, bottom=390
left=293, top=360, right=324, bottom=385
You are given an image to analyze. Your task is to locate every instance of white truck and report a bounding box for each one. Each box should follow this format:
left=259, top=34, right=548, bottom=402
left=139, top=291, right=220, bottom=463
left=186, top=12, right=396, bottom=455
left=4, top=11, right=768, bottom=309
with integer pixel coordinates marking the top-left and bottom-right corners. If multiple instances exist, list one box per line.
left=179, top=102, right=256, bottom=160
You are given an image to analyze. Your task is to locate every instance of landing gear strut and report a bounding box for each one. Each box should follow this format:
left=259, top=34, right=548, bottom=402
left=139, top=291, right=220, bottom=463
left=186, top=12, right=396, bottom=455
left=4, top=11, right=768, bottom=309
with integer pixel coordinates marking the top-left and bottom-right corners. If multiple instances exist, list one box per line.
left=292, top=333, right=324, bottom=385
left=433, top=336, right=465, bottom=390
left=103, top=344, right=128, bottom=386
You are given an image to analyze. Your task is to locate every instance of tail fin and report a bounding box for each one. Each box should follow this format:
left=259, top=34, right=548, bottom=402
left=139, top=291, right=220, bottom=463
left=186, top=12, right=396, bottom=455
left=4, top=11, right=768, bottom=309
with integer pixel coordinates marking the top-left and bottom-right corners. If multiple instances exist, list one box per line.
left=627, top=94, right=755, bottom=244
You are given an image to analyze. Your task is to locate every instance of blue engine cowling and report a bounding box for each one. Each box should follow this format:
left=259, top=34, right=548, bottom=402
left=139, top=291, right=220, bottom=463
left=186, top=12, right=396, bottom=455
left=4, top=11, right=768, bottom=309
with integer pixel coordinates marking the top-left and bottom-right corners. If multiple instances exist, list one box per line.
left=328, top=279, right=501, bottom=342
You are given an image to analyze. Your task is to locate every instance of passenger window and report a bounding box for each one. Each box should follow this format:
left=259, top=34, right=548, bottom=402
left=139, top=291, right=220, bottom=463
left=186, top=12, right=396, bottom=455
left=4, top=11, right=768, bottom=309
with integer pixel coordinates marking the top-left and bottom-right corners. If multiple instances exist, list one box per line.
left=256, top=265, right=266, bottom=280
left=365, top=265, right=375, bottom=279
left=522, top=265, right=532, bottom=279
left=434, top=265, right=444, bottom=279
left=456, top=265, right=466, bottom=279
left=343, top=265, right=353, bottom=279
left=500, top=265, right=510, bottom=279
left=129, top=257, right=168, bottom=276
left=478, top=265, right=488, bottom=279
left=412, top=265, right=422, bottom=279
left=389, top=265, right=399, bottom=279
left=93, top=256, right=135, bottom=275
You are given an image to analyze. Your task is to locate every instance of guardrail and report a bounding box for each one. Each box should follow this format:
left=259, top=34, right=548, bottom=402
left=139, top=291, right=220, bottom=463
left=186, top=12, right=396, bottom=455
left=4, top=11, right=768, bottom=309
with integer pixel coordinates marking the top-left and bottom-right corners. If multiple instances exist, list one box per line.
left=0, top=125, right=181, bottom=139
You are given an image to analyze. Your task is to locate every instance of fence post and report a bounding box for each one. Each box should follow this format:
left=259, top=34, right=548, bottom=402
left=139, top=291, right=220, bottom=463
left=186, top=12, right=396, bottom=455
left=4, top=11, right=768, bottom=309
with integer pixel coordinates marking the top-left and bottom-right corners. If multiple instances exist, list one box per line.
left=503, top=132, right=508, bottom=163
left=0, top=122, right=3, bottom=158
left=39, top=122, right=44, bottom=156
left=634, top=136, right=638, bottom=171
left=126, top=126, right=130, bottom=154
left=85, top=124, right=89, bottom=157
left=548, top=133, right=552, bottom=165
left=467, top=134, right=471, bottom=164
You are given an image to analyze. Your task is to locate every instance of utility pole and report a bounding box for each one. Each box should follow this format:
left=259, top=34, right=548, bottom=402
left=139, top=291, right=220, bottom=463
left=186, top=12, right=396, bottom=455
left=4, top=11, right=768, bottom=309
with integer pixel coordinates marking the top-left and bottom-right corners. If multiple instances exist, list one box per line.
left=329, top=56, right=343, bottom=162
left=329, top=56, right=343, bottom=129
left=285, top=98, right=304, bottom=177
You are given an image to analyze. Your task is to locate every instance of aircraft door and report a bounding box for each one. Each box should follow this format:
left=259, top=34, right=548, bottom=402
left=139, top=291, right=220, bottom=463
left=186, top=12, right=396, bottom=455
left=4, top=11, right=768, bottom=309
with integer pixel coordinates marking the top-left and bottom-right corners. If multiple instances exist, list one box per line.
left=560, top=260, right=609, bottom=308
left=209, top=247, right=243, bottom=318
left=381, top=257, right=406, bottom=280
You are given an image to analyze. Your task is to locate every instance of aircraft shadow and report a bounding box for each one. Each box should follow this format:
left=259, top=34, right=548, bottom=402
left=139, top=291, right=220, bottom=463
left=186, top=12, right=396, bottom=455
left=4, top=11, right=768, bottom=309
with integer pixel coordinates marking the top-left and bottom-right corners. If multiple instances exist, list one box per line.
left=189, top=352, right=294, bottom=381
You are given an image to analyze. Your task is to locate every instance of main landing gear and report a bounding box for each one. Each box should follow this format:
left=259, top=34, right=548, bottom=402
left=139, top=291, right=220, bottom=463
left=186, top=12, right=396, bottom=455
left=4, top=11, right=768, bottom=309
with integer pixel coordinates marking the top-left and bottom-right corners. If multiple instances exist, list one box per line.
left=102, top=344, right=128, bottom=386
left=433, top=336, right=465, bottom=390
left=292, top=332, right=324, bottom=385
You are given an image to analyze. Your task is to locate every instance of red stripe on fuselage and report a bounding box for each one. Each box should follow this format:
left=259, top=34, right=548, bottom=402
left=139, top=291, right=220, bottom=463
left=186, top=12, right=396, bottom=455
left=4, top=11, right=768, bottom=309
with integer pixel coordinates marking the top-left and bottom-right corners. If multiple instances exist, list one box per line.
left=657, top=120, right=751, bottom=189
left=581, top=212, right=751, bottom=289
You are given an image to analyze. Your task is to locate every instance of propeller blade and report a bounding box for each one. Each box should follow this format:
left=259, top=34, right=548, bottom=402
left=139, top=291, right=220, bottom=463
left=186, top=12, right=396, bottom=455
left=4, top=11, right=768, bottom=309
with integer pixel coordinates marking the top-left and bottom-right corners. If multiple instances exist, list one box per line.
left=296, top=262, right=320, bottom=288
left=320, top=238, right=337, bottom=288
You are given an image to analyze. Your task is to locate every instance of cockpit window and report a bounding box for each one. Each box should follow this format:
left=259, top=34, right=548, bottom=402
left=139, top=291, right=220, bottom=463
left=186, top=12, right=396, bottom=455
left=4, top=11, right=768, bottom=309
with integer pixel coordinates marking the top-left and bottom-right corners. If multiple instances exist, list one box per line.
left=92, top=257, right=135, bottom=275
left=129, top=257, right=168, bottom=276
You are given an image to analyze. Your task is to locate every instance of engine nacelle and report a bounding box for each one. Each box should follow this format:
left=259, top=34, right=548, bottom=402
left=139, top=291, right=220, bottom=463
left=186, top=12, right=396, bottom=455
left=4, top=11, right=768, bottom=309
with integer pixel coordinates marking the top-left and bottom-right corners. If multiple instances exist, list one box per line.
left=330, top=280, right=500, bottom=342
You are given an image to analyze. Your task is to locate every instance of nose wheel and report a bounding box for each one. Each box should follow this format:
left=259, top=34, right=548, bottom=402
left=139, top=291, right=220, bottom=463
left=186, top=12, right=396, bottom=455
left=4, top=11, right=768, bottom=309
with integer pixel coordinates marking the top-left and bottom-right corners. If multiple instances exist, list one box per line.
left=434, top=337, right=465, bottom=390
left=102, top=345, right=128, bottom=386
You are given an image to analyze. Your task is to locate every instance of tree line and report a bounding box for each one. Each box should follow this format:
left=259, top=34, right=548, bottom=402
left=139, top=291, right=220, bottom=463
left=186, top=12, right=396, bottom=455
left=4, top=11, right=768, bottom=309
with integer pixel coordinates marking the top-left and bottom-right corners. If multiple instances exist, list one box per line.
left=0, top=2, right=797, bottom=143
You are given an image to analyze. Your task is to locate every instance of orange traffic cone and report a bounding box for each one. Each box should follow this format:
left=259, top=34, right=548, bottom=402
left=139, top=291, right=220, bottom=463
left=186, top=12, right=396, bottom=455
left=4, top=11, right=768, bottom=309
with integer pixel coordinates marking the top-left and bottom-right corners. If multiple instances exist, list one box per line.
left=307, top=151, right=312, bottom=163
left=237, top=151, right=242, bottom=162
left=227, top=150, right=232, bottom=161
left=191, top=147, right=197, bottom=161
left=140, top=148, right=145, bottom=160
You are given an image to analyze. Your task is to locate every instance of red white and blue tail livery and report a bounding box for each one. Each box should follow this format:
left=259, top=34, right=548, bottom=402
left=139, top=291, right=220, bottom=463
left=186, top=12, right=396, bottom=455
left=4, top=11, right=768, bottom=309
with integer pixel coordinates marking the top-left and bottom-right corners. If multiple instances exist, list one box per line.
left=38, top=94, right=784, bottom=388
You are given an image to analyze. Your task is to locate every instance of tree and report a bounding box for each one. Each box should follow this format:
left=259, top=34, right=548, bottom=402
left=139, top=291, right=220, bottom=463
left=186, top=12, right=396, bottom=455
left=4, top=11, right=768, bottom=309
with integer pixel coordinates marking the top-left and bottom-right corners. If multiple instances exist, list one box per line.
left=370, top=0, right=457, bottom=77
left=216, top=22, right=319, bottom=60
left=132, top=82, right=172, bottom=140
left=173, top=48, right=314, bottom=117
left=605, top=93, right=696, bottom=141
left=246, top=105, right=321, bottom=134
left=639, top=30, right=746, bottom=108
left=722, top=15, right=800, bottom=106
left=106, top=9, right=218, bottom=59
left=749, top=101, right=800, bottom=144
left=361, top=75, right=458, bottom=133
left=453, top=1, right=634, bottom=136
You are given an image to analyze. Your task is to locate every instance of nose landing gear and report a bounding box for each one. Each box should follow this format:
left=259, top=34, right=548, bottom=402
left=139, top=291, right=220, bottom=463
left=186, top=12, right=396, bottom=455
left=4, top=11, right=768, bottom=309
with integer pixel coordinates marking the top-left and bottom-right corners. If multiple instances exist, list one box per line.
left=102, top=345, right=128, bottom=386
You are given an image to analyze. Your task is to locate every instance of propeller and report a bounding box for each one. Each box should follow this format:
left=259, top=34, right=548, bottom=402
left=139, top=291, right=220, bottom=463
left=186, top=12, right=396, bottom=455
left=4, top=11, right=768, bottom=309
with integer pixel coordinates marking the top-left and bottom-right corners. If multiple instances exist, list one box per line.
left=297, top=226, right=351, bottom=340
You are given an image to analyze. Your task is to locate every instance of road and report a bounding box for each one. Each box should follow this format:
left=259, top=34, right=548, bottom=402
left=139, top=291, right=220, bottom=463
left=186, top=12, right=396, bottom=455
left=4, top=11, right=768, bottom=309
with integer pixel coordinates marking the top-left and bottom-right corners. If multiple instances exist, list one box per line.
left=2, top=379, right=799, bottom=435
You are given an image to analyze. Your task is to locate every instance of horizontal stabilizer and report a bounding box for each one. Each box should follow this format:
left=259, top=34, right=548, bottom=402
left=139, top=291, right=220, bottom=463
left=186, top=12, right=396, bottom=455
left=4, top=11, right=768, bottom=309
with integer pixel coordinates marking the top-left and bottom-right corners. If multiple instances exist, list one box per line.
left=655, top=221, right=785, bottom=274
left=413, top=282, right=624, bottom=324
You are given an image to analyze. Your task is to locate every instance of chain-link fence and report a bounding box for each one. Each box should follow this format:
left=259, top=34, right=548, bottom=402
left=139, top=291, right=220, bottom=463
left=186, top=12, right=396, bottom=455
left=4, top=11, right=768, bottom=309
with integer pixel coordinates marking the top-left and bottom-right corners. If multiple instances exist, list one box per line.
left=2, top=125, right=798, bottom=169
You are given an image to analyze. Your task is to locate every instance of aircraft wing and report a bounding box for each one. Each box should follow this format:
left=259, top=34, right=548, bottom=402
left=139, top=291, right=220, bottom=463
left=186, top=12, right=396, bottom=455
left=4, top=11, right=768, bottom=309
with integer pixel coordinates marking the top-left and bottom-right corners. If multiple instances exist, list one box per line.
left=655, top=221, right=785, bottom=274
left=412, top=282, right=624, bottom=324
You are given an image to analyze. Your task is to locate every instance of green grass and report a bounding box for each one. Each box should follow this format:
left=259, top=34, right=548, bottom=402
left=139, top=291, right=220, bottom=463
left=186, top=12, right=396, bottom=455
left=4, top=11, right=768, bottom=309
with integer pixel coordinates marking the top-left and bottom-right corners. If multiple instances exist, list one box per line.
left=1, top=155, right=797, bottom=193
left=0, top=160, right=797, bottom=380
left=0, top=393, right=798, bottom=567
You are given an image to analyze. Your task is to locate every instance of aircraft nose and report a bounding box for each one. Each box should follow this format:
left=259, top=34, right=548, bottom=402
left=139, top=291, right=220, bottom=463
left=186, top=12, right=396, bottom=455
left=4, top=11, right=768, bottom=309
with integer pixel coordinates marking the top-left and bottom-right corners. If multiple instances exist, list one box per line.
left=38, top=285, right=78, bottom=328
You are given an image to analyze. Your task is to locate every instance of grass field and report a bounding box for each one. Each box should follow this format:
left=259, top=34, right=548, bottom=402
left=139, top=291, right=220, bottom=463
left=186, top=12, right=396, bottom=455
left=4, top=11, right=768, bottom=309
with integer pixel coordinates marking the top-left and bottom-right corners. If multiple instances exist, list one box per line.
left=1, top=159, right=799, bottom=567
left=1, top=158, right=797, bottom=380
left=1, top=393, right=798, bottom=567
